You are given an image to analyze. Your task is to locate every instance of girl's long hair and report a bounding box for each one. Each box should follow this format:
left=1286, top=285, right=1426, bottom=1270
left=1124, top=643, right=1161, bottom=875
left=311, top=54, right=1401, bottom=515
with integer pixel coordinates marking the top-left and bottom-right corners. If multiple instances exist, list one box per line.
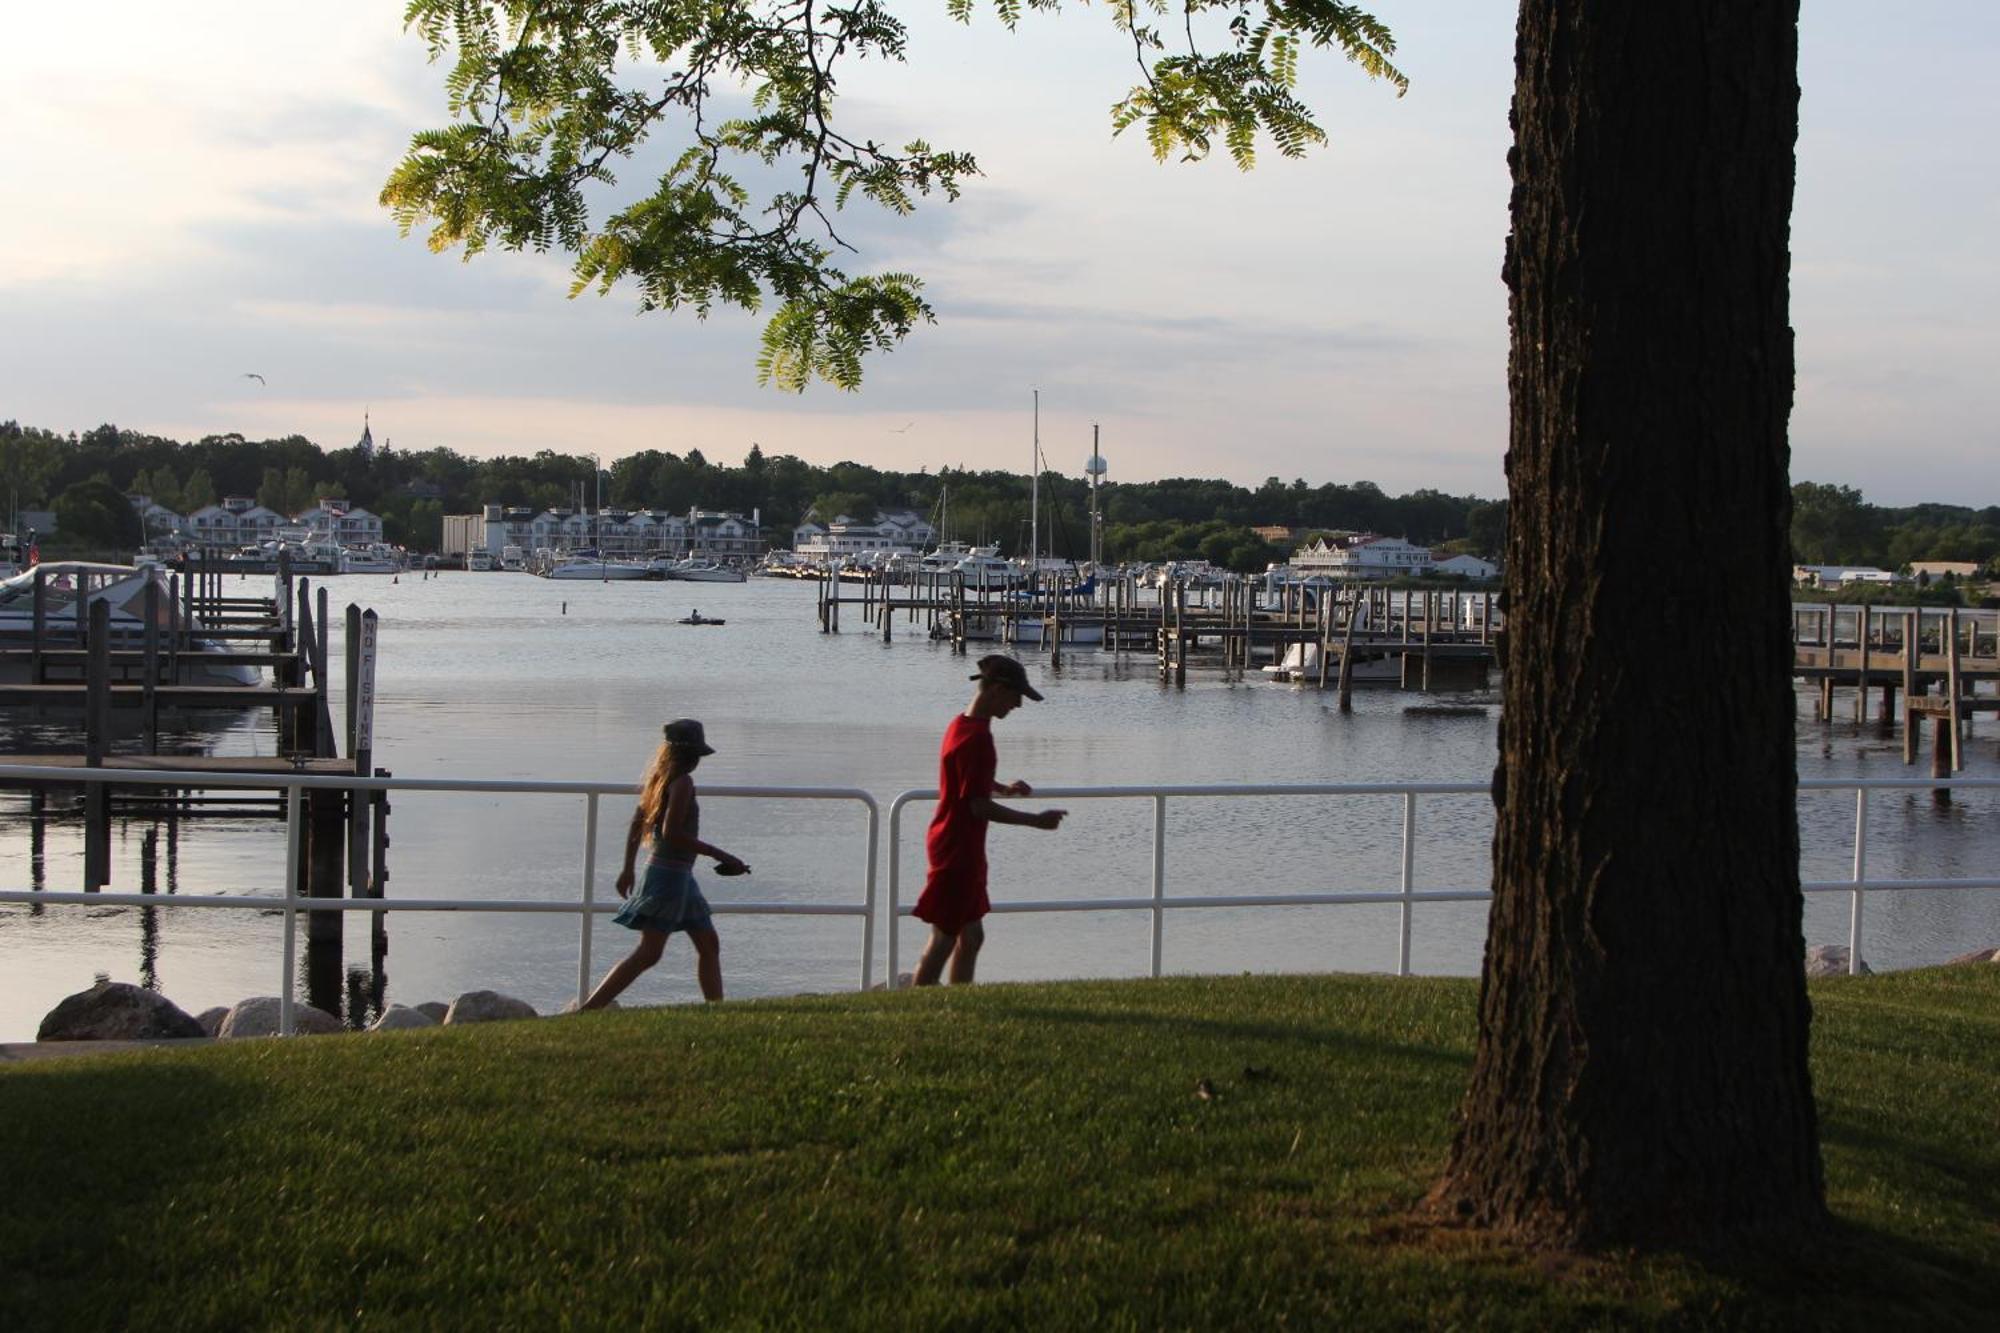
left=636, top=740, right=699, bottom=838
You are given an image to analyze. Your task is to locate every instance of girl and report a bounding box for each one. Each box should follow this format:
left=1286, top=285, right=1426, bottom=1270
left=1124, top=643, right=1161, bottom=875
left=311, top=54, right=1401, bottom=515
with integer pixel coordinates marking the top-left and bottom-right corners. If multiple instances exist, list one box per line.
left=582, top=718, right=749, bottom=1008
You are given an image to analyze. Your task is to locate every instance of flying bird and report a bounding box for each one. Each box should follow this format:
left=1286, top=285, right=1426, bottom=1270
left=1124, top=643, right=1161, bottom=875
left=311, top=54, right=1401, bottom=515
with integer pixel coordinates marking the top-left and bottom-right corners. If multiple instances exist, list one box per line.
left=242, top=372, right=266, bottom=386
left=889, top=420, right=914, bottom=433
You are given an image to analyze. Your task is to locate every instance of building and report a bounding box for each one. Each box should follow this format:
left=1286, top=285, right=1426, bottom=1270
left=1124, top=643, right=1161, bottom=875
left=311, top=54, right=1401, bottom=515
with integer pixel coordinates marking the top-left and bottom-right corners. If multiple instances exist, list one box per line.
left=1250, top=525, right=1298, bottom=548
left=294, top=499, right=384, bottom=546
left=792, top=509, right=936, bottom=563
left=186, top=497, right=285, bottom=549
left=688, top=508, right=764, bottom=561
left=1908, top=561, right=1980, bottom=582
left=1433, top=553, right=1500, bottom=580
left=1289, top=533, right=1434, bottom=579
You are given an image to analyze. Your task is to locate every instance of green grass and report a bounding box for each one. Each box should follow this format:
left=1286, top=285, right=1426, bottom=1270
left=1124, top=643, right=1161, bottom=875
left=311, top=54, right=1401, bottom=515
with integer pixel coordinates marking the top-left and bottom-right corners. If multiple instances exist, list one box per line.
left=3, top=970, right=1996, bottom=1330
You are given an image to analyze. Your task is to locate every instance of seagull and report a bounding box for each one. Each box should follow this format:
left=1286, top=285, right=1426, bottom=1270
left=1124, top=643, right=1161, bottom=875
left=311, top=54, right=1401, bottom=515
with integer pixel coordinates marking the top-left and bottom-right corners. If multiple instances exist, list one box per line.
left=242, top=372, right=266, bottom=386
left=889, top=420, right=914, bottom=433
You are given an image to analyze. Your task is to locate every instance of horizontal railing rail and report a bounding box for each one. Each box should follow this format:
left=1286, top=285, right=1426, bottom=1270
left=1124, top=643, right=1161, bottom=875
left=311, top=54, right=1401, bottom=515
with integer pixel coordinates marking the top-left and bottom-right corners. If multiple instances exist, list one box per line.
left=0, top=764, right=878, bottom=1034
left=7, top=768, right=1999, bottom=1032
left=885, top=776, right=2000, bottom=984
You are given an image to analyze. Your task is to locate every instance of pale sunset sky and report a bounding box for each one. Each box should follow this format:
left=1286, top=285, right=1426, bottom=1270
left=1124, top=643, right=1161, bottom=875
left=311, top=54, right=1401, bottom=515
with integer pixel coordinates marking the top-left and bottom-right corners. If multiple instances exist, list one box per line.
left=2, top=2, right=1994, bottom=505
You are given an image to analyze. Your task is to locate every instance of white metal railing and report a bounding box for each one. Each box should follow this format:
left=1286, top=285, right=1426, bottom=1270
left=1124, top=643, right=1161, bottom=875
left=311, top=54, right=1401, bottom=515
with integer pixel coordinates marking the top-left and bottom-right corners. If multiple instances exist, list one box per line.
left=0, top=765, right=877, bottom=1035
left=885, top=776, right=2000, bottom=983
left=6, top=768, right=2000, bottom=1034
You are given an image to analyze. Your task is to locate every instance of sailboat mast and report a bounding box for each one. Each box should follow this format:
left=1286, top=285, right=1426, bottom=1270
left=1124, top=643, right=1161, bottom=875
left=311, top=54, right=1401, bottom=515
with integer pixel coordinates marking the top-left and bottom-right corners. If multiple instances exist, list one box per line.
left=1030, top=389, right=1039, bottom=566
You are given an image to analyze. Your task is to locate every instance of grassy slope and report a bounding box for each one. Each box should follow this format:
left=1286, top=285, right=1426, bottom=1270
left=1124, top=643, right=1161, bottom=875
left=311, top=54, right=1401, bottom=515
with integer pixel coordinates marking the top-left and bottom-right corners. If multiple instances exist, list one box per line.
left=2, top=970, right=1995, bottom=1331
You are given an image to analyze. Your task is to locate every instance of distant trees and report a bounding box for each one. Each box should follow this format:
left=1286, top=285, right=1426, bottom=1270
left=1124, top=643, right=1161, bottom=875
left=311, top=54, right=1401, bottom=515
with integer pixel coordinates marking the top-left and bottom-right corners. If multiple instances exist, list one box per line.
left=52, top=479, right=140, bottom=550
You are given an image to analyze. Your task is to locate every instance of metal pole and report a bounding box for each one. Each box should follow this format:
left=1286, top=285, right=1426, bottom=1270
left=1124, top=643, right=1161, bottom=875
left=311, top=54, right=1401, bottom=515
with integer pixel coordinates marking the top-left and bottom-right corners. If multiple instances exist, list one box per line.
left=281, top=783, right=303, bottom=1036
left=1847, top=786, right=1867, bottom=975
left=1398, top=791, right=1417, bottom=976
left=578, top=792, right=599, bottom=1007
left=886, top=801, right=904, bottom=984
left=1150, top=794, right=1167, bottom=977
left=860, top=800, right=879, bottom=991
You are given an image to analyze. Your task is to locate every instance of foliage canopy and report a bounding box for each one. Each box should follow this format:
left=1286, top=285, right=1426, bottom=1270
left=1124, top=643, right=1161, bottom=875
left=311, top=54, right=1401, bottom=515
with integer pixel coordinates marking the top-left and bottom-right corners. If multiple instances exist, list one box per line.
left=381, top=0, right=1404, bottom=389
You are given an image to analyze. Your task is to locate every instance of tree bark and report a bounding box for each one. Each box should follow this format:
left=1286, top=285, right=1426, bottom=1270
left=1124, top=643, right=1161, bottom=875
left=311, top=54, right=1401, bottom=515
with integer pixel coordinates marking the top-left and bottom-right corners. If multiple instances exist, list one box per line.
left=1438, top=1, right=1825, bottom=1248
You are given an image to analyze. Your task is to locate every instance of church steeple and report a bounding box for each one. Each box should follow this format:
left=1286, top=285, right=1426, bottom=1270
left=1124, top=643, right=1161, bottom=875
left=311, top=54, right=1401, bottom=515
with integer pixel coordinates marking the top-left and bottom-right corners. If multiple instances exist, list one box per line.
left=356, top=411, right=375, bottom=460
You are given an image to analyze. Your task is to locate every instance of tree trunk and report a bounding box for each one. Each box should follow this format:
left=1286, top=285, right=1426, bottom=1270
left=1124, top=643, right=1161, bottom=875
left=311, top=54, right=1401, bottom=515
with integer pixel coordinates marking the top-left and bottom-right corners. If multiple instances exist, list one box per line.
left=1438, top=1, right=1824, bottom=1248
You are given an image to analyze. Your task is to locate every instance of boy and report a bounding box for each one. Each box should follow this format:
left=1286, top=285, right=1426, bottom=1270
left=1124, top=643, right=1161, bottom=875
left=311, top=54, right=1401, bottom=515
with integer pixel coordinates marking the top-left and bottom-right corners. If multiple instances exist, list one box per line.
left=913, top=654, right=1067, bottom=985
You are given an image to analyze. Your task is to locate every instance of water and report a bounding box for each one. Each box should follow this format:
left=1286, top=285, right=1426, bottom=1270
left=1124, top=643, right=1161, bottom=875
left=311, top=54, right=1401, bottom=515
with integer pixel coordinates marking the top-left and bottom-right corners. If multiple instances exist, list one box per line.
left=3, top=573, right=1996, bottom=1039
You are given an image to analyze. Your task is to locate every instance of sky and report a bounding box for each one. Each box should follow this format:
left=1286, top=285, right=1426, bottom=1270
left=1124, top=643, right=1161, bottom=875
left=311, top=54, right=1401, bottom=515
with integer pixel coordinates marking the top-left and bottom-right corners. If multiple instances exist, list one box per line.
left=2, top=2, right=1995, bottom=506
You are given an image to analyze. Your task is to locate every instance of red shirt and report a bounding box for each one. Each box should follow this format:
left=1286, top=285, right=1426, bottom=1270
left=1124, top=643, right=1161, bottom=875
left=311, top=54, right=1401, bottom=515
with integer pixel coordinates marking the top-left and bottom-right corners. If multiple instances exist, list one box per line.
left=916, top=713, right=997, bottom=929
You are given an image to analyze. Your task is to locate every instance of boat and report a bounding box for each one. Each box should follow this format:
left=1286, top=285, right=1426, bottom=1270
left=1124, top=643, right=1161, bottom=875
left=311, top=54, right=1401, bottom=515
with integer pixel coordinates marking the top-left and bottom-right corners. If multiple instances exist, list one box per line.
left=1261, top=642, right=1401, bottom=684
left=664, top=559, right=748, bottom=583
left=0, top=533, right=24, bottom=579
left=541, top=552, right=652, bottom=580
left=338, top=542, right=408, bottom=574
left=0, top=561, right=262, bottom=687
left=467, top=549, right=497, bottom=572
left=499, top=545, right=527, bottom=573
left=677, top=612, right=726, bottom=626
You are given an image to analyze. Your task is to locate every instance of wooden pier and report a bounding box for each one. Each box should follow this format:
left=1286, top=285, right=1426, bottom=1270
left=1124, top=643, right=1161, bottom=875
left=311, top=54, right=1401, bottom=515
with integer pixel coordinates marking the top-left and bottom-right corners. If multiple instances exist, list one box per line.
left=2, top=556, right=391, bottom=1014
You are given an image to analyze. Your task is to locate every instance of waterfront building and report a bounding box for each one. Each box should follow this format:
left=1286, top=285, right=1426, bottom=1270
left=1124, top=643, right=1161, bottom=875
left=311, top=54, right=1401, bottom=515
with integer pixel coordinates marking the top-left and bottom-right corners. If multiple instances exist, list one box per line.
left=1289, top=533, right=1434, bottom=580
left=792, top=510, right=936, bottom=564
left=1434, top=553, right=1500, bottom=580
left=186, top=497, right=285, bottom=550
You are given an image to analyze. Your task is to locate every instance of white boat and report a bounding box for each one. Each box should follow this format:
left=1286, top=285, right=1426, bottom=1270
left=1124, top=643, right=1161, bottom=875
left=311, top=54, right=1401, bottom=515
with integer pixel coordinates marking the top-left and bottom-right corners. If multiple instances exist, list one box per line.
left=339, top=543, right=408, bottom=574
left=665, top=559, right=747, bottom=583
left=499, top=545, right=527, bottom=573
left=1262, top=642, right=1401, bottom=684
left=0, top=562, right=262, bottom=687
left=0, top=533, right=24, bottom=580
left=467, top=549, right=497, bottom=572
left=955, top=549, right=1021, bottom=589
left=543, top=554, right=653, bottom=581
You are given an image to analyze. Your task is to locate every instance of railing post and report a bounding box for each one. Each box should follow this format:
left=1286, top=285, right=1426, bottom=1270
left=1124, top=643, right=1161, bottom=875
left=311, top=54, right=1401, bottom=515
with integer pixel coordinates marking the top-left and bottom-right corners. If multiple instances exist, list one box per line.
left=1398, top=792, right=1417, bottom=976
left=579, top=792, right=599, bottom=1008
left=281, top=783, right=304, bottom=1036
left=886, top=800, right=904, bottom=985
left=1848, top=786, right=1868, bottom=976
left=860, top=800, right=879, bottom=991
left=1150, top=795, right=1168, bottom=977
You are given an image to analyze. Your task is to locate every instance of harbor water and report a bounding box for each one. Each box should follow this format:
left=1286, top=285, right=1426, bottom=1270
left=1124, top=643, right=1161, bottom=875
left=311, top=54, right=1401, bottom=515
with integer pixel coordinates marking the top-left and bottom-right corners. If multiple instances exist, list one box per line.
left=4, top=573, right=1998, bottom=1039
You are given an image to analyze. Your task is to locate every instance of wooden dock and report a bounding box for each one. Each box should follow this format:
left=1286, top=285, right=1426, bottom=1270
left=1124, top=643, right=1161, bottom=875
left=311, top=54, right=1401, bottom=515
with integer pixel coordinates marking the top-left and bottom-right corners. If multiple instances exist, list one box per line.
left=3, top=555, right=392, bottom=1014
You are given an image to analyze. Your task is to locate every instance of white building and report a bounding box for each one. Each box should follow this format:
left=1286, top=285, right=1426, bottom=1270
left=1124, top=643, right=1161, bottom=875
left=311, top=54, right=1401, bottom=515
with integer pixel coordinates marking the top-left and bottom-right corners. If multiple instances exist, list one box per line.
left=1289, top=533, right=1434, bottom=580
left=1433, top=553, right=1500, bottom=580
left=186, top=497, right=285, bottom=549
left=295, top=499, right=384, bottom=546
left=792, top=510, right=936, bottom=563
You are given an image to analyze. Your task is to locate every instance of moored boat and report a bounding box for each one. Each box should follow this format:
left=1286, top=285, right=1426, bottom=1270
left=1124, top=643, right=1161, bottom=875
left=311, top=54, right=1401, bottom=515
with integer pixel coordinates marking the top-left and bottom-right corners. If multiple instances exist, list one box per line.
left=0, top=562, right=262, bottom=687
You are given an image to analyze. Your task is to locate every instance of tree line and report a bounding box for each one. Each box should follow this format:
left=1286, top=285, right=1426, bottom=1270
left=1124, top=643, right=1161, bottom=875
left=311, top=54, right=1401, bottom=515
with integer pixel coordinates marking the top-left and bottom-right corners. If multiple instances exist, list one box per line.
left=3, top=420, right=1507, bottom=570
left=1790, top=481, right=2000, bottom=574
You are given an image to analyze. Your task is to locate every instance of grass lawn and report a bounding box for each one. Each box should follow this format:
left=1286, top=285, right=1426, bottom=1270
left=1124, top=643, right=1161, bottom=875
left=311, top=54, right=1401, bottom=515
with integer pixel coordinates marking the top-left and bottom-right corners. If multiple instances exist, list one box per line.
left=3, top=969, right=1996, bottom=1330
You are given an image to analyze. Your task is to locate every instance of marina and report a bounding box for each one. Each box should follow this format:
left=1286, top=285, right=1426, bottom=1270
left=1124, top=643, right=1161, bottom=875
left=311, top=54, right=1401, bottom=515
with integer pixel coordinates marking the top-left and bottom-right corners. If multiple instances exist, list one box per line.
left=4, top=573, right=1999, bottom=1040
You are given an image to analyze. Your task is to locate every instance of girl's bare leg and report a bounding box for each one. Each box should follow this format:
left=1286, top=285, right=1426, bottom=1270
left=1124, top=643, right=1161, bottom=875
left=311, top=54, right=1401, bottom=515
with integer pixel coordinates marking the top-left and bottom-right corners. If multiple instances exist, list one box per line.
left=690, top=926, right=723, bottom=1001
left=947, top=919, right=985, bottom=986
left=583, top=929, right=666, bottom=1009
left=914, top=925, right=958, bottom=986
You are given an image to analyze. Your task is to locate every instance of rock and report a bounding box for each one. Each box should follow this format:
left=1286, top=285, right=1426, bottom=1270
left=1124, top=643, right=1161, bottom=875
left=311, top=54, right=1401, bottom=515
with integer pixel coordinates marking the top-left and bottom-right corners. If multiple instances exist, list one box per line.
left=1945, top=946, right=2000, bottom=966
left=196, top=1006, right=230, bottom=1037
left=368, top=1005, right=437, bottom=1032
left=414, top=1002, right=449, bottom=1023
left=868, top=971, right=918, bottom=992
left=444, top=990, right=538, bottom=1024
left=1805, top=944, right=1871, bottom=978
left=559, top=998, right=618, bottom=1013
left=37, top=981, right=206, bottom=1041
left=217, top=996, right=345, bottom=1038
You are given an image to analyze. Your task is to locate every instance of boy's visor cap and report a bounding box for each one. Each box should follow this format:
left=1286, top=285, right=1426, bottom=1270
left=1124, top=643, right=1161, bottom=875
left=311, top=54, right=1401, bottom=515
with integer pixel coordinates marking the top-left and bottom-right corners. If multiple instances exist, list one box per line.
left=970, top=655, right=1044, bottom=701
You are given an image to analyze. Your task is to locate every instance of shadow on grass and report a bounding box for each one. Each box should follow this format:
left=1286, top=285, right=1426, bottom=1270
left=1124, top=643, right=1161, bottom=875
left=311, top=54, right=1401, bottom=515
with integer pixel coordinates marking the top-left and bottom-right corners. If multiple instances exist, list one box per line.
left=0, top=1059, right=267, bottom=1329
left=992, top=1001, right=1474, bottom=1071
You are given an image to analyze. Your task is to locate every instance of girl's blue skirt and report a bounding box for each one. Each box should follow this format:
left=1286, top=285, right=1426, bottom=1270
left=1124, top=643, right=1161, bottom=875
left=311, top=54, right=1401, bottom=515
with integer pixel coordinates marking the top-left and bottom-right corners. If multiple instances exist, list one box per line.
left=612, top=861, right=713, bottom=935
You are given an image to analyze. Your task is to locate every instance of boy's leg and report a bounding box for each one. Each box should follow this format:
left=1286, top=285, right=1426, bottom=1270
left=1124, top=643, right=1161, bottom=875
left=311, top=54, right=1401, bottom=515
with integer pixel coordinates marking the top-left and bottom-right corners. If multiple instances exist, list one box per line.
left=947, top=918, right=985, bottom=985
left=583, top=929, right=667, bottom=1009
left=689, top=925, right=723, bottom=1002
left=913, top=924, right=960, bottom=986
